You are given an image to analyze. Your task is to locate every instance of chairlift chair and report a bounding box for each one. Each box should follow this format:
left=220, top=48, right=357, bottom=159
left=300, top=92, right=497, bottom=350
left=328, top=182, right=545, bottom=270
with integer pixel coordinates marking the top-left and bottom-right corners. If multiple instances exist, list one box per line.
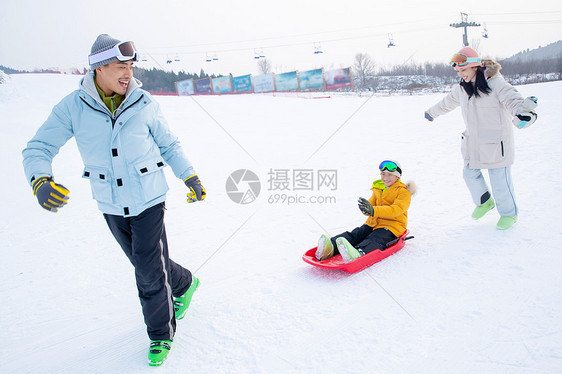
left=254, top=49, right=265, bottom=59
left=313, top=42, right=323, bottom=54
left=387, top=33, right=395, bottom=48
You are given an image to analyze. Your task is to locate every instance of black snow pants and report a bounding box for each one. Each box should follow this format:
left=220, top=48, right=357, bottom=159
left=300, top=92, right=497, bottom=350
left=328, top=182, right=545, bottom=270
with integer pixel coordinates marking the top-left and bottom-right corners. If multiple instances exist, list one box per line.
left=103, top=202, right=193, bottom=341
left=331, top=224, right=397, bottom=255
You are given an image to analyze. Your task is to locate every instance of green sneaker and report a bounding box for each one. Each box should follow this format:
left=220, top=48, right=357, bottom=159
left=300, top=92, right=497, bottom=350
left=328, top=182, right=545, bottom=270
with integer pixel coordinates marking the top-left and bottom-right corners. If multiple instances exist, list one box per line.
left=148, top=340, right=171, bottom=366
left=174, top=276, right=199, bottom=320
left=336, top=237, right=362, bottom=263
left=315, top=234, right=334, bottom=261
left=496, top=216, right=517, bottom=230
left=472, top=197, right=495, bottom=219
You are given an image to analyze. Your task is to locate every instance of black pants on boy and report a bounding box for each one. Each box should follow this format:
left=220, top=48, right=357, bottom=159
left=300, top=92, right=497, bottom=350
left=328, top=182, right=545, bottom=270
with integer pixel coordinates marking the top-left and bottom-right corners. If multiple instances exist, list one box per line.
left=331, top=224, right=397, bottom=255
left=104, top=202, right=193, bottom=341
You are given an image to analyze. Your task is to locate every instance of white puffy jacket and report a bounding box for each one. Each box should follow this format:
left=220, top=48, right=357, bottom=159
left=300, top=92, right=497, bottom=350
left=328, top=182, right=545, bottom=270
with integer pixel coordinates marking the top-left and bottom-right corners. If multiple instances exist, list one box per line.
left=427, top=60, right=528, bottom=169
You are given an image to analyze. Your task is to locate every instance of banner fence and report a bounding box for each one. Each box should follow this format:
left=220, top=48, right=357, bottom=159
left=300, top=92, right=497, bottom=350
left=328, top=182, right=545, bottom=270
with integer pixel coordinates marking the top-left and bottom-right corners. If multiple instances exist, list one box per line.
left=176, top=67, right=353, bottom=96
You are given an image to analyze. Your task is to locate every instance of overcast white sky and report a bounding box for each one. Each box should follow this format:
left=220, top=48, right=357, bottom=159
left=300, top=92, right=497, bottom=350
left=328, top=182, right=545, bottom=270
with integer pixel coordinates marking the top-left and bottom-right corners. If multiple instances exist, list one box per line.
left=1, top=0, right=560, bottom=76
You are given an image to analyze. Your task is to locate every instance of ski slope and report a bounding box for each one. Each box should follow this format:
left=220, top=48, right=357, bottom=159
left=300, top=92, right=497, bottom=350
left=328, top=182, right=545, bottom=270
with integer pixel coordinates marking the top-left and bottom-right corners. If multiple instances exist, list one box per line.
left=1, top=73, right=561, bottom=374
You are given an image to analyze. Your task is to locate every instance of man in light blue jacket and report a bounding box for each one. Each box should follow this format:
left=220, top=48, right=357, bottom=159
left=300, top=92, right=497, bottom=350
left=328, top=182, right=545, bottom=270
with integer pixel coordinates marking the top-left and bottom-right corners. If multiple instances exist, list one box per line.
left=22, top=34, right=204, bottom=366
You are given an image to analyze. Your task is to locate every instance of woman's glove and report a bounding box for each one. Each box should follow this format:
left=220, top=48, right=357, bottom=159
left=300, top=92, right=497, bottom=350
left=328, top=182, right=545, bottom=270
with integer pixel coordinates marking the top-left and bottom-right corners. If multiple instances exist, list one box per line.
left=513, top=96, right=538, bottom=129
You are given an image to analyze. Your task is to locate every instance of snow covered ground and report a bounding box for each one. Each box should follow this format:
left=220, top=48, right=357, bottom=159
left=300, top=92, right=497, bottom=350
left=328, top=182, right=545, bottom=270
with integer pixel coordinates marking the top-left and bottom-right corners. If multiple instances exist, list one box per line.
left=1, top=73, right=561, bottom=374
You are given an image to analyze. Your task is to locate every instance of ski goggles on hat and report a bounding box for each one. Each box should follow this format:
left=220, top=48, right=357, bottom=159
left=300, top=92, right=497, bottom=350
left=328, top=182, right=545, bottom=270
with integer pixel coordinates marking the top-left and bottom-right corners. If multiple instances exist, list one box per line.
left=88, top=41, right=138, bottom=65
left=379, top=160, right=402, bottom=174
left=450, top=53, right=481, bottom=67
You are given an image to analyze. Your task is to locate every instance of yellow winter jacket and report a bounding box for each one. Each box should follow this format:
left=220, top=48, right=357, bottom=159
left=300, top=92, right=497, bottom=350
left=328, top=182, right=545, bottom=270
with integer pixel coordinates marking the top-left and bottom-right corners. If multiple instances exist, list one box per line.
left=364, top=179, right=412, bottom=237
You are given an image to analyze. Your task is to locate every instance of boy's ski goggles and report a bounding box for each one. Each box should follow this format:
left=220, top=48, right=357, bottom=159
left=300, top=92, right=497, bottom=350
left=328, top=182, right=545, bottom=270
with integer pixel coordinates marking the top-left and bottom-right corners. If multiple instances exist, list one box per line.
left=379, top=160, right=402, bottom=174
left=88, top=41, right=138, bottom=66
left=450, top=53, right=481, bottom=67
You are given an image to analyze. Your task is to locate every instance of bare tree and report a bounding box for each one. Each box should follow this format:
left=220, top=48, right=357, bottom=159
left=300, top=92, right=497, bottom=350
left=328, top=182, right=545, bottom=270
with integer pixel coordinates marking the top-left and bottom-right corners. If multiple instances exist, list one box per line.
left=257, top=58, right=272, bottom=74
left=353, top=53, right=376, bottom=89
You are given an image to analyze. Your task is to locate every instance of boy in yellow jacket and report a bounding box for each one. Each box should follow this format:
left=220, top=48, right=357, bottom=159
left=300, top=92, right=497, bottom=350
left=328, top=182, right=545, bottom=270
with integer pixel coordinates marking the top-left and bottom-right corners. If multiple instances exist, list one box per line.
left=315, top=160, right=416, bottom=263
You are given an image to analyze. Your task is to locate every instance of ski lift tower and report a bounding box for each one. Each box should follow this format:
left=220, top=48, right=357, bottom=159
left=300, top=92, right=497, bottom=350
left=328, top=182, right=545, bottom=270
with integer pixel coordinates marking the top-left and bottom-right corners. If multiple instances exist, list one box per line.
left=450, top=12, right=480, bottom=46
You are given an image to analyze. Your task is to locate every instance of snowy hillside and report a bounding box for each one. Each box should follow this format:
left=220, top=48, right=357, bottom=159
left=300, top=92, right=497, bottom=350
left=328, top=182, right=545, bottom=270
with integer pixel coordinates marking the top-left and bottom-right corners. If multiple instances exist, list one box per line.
left=504, top=40, right=562, bottom=63
left=1, top=74, right=561, bottom=374
left=0, top=71, right=7, bottom=85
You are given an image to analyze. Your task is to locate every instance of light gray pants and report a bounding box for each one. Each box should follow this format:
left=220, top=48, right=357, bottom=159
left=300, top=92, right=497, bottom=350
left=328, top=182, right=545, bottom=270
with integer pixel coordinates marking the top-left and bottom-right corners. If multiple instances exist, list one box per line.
left=463, top=165, right=518, bottom=217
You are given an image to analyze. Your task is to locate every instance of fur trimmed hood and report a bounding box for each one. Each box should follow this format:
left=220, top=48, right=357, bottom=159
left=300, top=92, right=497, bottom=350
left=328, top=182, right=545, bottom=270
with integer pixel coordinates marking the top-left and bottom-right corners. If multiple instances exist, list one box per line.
left=405, top=181, right=417, bottom=196
left=483, top=59, right=502, bottom=79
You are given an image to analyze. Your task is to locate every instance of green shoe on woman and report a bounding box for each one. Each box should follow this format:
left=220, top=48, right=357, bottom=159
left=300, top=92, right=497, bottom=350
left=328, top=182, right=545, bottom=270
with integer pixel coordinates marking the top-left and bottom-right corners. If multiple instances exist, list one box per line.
left=148, top=340, right=171, bottom=366
left=472, top=197, right=495, bottom=219
left=496, top=216, right=517, bottom=230
left=174, top=276, right=199, bottom=320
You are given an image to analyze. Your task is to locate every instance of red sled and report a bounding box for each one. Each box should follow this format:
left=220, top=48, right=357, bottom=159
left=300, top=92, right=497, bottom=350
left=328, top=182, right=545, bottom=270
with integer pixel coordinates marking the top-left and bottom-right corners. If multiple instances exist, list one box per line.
left=302, top=230, right=413, bottom=274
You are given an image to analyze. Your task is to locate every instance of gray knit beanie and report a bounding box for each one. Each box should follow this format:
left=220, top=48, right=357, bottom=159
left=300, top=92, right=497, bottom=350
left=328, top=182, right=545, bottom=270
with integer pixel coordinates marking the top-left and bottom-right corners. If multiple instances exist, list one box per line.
left=89, top=34, right=123, bottom=70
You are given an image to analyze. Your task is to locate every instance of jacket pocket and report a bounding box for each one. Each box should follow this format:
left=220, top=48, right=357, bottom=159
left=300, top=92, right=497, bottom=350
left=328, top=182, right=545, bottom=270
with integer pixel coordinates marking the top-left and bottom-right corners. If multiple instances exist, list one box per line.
left=479, top=140, right=504, bottom=164
left=134, top=157, right=169, bottom=201
left=477, top=127, right=504, bottom=164
left=83, top=166, right=114, bottom=203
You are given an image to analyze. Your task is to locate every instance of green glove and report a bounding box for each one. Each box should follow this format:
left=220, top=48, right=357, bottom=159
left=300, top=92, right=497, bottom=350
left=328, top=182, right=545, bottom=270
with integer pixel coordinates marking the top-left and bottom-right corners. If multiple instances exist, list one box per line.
left=184, top=175, right=206, bottom=203
left=358, top=197, right=374, bottom=216
left=32, top=176, right=70, bottom=212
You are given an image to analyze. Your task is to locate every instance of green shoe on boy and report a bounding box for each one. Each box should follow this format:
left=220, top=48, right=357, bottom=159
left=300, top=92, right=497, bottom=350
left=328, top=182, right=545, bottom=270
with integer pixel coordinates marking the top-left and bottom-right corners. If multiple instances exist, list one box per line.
left=336, top=237, right=362, bottom=263
left=148, top=340, right=171, bottom=366
left=496, top=216, right=517, bottom=230
left=174, top=276, right=199, bottom=320
left=315, top=234, right=334, bottom=261
left=472, top=197, right=495, bottom=219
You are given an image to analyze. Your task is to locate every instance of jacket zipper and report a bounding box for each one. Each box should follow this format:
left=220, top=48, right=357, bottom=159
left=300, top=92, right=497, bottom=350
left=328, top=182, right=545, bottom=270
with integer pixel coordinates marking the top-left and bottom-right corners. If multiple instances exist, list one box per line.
left=80, top=96, right=111, bottom=118
left=501, top=141, right=504, bottom=157
left=80, top=93, right=144, bottom=128
left=114, top=94, right=144, bottom=126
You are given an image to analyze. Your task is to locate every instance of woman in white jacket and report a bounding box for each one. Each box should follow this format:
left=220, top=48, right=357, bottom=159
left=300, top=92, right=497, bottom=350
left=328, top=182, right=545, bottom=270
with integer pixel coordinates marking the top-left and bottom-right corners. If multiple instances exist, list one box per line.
left=425, top=46, right=538, bottom=230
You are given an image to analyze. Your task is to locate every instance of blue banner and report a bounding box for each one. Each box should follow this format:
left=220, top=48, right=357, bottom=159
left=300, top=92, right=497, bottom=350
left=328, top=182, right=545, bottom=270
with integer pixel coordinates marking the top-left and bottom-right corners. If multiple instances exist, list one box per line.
left=195, top=77, right=213, bottom=94
left=299, top=69, right=324, bottom=91
left=275, top=71, right=299, bottom=92
left=212, top=76, right=233, bottom=94
left=253, top=74, right=275, bottom=93
left=176, top=79, right=194, bottom=95
left=232, top=74, right=253, bottom=93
